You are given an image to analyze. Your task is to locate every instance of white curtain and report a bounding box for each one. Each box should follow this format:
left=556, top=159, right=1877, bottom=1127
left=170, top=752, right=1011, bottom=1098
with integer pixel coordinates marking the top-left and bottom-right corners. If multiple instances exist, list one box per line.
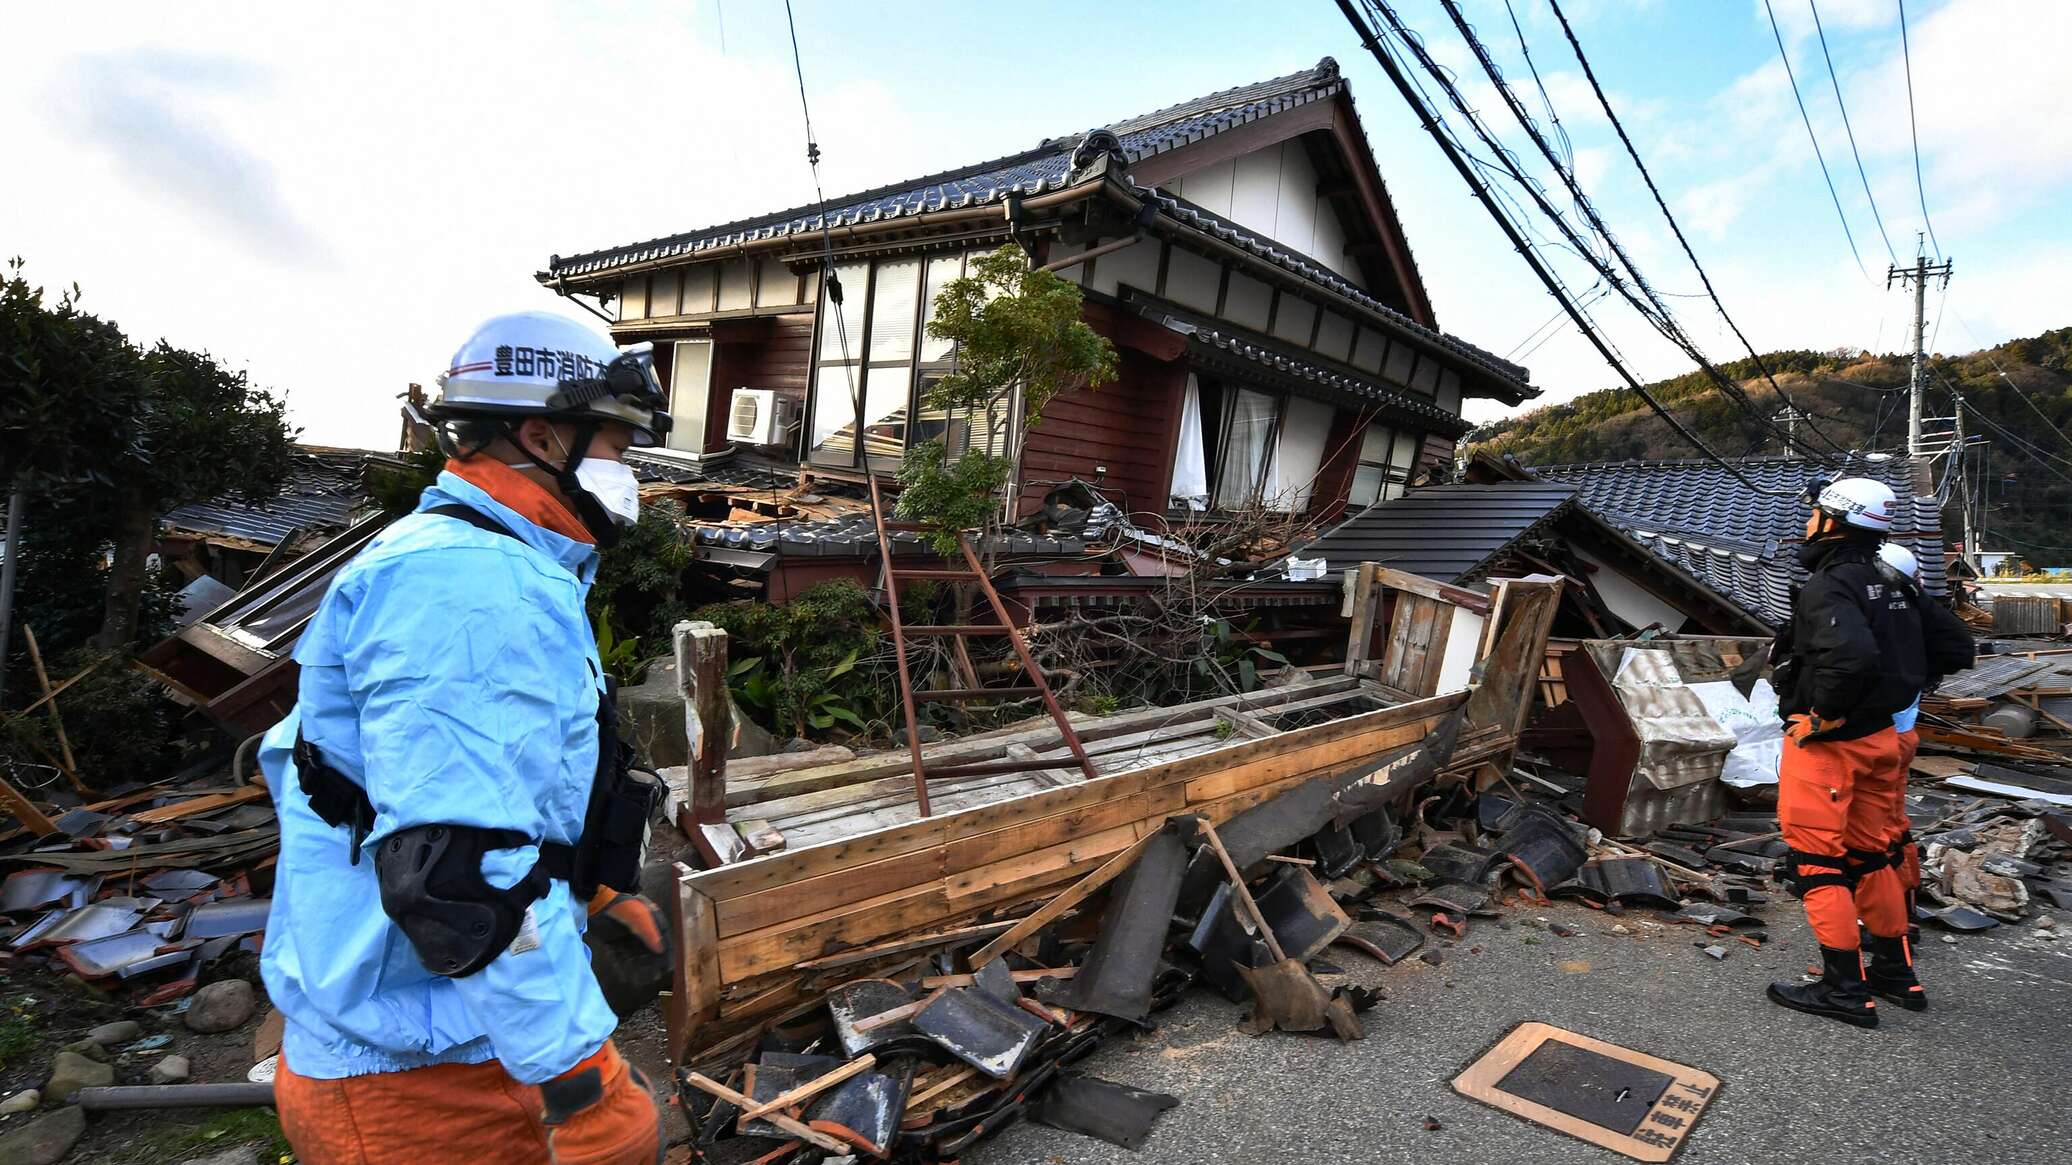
left=1169, top=374, right=1210, bottom=511
left=1262, top=396, right=1332, bottom=512
left=1214, top=389, right=1277, bottom=509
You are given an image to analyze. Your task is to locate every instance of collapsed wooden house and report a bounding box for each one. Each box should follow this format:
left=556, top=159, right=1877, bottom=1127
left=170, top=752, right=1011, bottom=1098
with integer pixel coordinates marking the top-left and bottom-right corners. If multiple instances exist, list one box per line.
left=662, top=568, right=1562, bottom=1067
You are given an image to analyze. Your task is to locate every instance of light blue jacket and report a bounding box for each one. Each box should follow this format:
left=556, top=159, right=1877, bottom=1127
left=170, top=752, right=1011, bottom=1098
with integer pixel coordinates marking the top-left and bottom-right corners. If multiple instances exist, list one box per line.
left=1893, top=694, right=1921, bottom=734
left=259, top=472, right=617, bottom=1084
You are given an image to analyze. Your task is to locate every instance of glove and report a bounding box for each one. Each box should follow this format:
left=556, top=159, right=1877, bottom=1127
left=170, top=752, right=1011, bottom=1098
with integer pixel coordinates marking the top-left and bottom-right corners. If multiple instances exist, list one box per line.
left=585, top=890, right=672, bottom=1018
left=1789, top=713, right=1847, bottom=745
left=540, top=1042, right=664, bottom=1165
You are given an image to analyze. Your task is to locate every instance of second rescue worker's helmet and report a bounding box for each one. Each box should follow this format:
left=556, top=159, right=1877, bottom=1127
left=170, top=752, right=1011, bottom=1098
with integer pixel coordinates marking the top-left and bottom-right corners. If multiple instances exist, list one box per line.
left=1812, top=476, right=1897, bottom=533
left=427, top=312, right=671, bottom=445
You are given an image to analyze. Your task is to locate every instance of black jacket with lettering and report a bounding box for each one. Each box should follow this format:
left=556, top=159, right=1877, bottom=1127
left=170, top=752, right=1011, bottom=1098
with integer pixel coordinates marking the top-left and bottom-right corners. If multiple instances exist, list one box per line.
left=1774, top=539, right=1962, bottom=740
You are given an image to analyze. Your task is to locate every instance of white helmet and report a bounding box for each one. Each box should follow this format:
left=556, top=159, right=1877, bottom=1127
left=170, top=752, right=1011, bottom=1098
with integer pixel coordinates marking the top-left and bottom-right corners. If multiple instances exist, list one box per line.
left=428, top=311, right=670, bottom=446
left=1813, top=477, right=1897, bottom=533
left=1878, top=541, right=1920, bottom=579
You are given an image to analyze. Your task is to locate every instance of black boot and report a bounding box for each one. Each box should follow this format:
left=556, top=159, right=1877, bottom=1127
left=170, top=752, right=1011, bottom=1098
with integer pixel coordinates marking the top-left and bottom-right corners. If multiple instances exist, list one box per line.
left=1767, top=946, right=1879, bottom=1028
left=1865, top=933, right=1928, bottom=1011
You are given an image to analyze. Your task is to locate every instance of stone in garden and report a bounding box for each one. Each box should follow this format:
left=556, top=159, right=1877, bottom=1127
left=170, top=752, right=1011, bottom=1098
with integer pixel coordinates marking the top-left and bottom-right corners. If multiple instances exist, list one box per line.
left=44, top=1051, right=113, bottom=1102
left=184, top=980, right=256, bottom=1034
left=0, top=1104, right=87, bottom=1165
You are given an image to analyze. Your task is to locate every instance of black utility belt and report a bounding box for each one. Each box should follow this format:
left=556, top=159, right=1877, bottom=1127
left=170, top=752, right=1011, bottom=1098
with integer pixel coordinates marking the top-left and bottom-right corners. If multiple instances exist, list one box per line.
left=292, top=730, right=656, bottom=900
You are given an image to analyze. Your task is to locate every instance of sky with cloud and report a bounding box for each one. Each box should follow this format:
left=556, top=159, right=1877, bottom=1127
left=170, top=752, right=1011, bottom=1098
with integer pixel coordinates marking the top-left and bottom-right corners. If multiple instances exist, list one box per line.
left=3, top=0, right=2064, bottom=447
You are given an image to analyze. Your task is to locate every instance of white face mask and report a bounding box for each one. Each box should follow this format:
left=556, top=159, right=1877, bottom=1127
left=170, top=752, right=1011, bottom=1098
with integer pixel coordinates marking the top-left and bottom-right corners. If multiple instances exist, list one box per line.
left=573, top=458, right=640, bottom=528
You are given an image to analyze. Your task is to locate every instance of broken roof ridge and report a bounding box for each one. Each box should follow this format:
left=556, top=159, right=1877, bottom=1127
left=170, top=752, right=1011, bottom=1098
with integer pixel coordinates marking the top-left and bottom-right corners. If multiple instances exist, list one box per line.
left=1531, top=451, right=1898, bottom=474
left=542, top=59, right=1348, bottom=279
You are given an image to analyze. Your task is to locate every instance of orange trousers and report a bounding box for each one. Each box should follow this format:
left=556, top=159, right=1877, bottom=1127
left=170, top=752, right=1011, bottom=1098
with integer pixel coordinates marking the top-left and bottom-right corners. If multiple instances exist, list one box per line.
left=1895, top=728, right=1921, bottom=894
left=278, top=1054, right=555, bottom=1165
left=1778, top=721, right=1908, bottom=948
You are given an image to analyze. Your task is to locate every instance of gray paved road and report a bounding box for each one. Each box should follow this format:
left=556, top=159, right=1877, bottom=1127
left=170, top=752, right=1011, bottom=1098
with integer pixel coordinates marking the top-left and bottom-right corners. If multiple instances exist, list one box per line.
left=978, top=901, right=2069, bottom=1165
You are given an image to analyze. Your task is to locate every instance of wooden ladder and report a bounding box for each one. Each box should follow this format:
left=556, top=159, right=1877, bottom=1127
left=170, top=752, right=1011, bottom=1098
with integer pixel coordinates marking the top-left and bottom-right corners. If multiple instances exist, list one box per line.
left=866, top=476, right=1097, bottom=816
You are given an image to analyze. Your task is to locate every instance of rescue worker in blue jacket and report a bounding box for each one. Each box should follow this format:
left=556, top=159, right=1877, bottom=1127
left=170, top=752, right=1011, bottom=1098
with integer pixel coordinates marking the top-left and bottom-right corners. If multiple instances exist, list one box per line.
left=260, top=312, right=671, bottom=1164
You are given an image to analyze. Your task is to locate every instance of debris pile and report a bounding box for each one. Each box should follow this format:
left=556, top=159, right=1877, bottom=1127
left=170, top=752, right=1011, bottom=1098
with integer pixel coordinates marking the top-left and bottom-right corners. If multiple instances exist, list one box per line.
left=1, top=782, right=276, bottom=1005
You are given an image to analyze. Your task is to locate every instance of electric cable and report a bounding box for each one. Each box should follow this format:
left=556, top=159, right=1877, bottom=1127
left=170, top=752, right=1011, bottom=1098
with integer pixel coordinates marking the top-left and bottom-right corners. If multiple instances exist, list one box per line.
left=1338, top=0, right=1800, bottom=497
left=1544, top=0, right=1848, bottom=454
left=1415, top=3, right=1813, bottom=456
left=1760, top=0, right=1869, bottom=278
left=1807, top=0, right=1897, bottom=264
left=1897, top=0, right=1943, bottom=259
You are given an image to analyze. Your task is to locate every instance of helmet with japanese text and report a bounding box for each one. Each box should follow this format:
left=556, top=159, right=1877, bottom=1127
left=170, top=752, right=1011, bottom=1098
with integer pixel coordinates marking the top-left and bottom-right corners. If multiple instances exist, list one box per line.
left=427, top=311, right=670, bottom=446
left=1812, top=476, right=1896, bottom=533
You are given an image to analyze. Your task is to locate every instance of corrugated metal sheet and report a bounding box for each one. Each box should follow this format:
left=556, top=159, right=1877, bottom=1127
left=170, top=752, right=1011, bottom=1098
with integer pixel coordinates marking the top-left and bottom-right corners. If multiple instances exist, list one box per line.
left=1991, top=594, right=2067, bottom=636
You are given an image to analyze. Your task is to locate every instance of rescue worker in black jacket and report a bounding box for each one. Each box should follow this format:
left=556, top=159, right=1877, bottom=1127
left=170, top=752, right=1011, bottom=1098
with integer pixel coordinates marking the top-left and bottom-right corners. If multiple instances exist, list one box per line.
left=1767, top=477, right=1971, bottom=1026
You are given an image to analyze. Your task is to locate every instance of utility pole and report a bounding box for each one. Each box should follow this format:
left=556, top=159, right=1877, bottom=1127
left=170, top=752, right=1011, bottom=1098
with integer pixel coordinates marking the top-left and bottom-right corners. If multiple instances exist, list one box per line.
left=1888, top=235, right=1953, bottom=457
left=1771, top=406, right=1805, bottom=456
left=1952, top=398, right=1984, bottom=574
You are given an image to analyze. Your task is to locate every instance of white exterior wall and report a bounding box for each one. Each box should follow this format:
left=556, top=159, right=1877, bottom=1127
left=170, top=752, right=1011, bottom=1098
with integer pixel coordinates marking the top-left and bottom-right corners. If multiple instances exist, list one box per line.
left=1170, top=141, right=1366, bottom=290
left=1086, top=238, right=1161, bottom=298
left=1573, top=548, right=1690, bottom=633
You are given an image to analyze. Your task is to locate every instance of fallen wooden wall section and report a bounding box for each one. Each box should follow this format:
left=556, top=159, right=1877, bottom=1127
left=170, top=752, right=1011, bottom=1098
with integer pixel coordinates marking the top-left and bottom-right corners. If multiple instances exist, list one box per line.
left=665, top=573, right=1564, bottom=1064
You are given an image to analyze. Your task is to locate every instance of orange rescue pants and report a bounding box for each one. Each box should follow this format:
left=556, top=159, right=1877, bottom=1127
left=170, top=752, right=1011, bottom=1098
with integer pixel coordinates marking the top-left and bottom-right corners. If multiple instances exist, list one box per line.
left=1777, top=721, right=1909, bottom=949
left=278, top=1054, right=555, bottom=1165
left=1894, top=728, right=1921, bottom=894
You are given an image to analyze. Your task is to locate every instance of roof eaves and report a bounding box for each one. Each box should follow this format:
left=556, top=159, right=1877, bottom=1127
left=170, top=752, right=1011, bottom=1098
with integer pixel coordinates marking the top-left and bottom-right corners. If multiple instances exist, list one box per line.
left=1144, top=189, right=1535, bottom=397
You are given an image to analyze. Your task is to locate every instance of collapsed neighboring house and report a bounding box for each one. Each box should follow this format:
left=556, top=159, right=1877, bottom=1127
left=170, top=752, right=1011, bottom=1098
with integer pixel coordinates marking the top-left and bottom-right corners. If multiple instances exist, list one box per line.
left=157, top=445, right=406, bottom=597
left=541, top=58, right=1537, bottom=598
left=1296, top=475, right=1770, bottom=636
left=1509, top=452, right=1946, bottom=626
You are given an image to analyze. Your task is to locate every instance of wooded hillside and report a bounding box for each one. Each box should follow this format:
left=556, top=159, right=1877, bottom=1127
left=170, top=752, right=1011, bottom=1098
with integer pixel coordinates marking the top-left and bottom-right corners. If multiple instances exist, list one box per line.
left=1465, top=327, right=2072, bottom=558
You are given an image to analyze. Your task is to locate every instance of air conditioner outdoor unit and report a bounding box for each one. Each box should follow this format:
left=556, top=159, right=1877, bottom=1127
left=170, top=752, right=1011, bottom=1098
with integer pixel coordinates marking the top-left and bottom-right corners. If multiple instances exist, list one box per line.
left=727, top=388, right=796, bottom=446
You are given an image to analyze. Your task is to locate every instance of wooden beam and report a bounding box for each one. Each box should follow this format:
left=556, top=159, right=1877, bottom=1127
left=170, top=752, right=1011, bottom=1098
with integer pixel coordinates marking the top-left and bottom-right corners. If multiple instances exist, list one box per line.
left=666, top=864, right=720, bottom=1068
left=684, top=1074, right=847, bottom=1154
left=676, top=621, right=731, bottom=855
left=735, top=1054, right=876, bottom=1122
left=1343, top=564, right=1380, bottom=676
left=21, top=628, right=84, bottom=792
left=0, top=772, right=58, bottom=837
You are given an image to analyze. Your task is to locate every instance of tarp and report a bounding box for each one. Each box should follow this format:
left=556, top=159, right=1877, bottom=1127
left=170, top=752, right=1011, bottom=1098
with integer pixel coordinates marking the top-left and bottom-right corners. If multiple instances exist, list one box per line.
left=1687, top=678, right=1784, bottom=789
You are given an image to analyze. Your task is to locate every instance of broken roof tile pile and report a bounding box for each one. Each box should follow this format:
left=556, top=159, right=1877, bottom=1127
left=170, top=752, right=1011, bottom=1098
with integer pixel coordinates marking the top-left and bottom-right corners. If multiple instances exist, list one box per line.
left=2, top=784, right=277, bottom=1003
left=1531, top=454, right=1943, bottom=624
left=673, top=720, right=1817, bottom=1161
left=161, top=446, right=405, bottom=551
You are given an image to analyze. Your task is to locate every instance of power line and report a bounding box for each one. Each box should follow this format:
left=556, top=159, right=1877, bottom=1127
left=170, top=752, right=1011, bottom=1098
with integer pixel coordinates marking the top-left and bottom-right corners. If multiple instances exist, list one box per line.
left=1761, top=0, right=1868, bottom=278
left=1544, top=0, right=1847, bottom=455
left=1422, top=2, right=1817, bottom=457
left=1897, top=0, right=1943, bottom=259
left=1501, top=0, right=1574, bottom=170
left=1339, top=0, right=1799, bottom=497
left=1807, top=0, right=1897, bottom=264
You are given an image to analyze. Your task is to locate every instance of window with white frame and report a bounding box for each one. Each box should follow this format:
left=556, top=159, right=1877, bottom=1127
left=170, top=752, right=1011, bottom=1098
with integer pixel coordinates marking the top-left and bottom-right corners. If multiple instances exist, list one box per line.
left=1347, top=421, right=1423, bottom=508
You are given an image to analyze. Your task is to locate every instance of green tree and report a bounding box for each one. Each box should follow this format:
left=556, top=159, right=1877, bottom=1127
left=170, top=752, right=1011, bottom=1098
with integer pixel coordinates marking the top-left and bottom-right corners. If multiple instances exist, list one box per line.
left=92, top=342, right=297, bottom=647
left=895, top=243, right=1117, bottom=552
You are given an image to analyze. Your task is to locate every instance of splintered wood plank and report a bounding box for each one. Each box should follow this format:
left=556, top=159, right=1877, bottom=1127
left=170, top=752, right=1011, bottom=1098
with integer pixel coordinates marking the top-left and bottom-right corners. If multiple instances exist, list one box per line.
left=126, top=785, right=273, bottom=825
left=719, top=882, right=948, bottom=981
left=943, top=786, right=1185, bottom=875
left=716, top=846, right=949, bottom=939
left=944, top=822, right=1143, bottom=900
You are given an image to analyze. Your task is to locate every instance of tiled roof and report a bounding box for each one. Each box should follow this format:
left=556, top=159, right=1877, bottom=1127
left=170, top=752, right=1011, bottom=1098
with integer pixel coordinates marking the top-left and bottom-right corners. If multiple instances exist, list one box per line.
left=544, top=62, right=1349, bottom=280
left=1147, top=190, right=1531, bottom=394
left=1532, top=454, right=1944, bottom=623
left=1183, top=325, right=1472, bottom=437
left=162, top=448, right=395, bottom=548
left=1299, top=481, right=1580, bottom=581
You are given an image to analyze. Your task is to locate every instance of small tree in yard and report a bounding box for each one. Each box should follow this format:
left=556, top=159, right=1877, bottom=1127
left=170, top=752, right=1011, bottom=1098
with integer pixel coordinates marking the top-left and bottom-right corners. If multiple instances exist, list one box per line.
left=895, top=244, right=1117, bottom=552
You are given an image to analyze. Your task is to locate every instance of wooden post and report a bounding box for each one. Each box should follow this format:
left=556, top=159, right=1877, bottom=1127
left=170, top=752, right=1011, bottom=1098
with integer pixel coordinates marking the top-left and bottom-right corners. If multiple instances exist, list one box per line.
left=21, top=627, right=85, bottom=793
left=1343, top=564, right=1380, bottom=677
left=665, top=861, right=721, bottom=1071
left=674, top=620, right=735, bottom=866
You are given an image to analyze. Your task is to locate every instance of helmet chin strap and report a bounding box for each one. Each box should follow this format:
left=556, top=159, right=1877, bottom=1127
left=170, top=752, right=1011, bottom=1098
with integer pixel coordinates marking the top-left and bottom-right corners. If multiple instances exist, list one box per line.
left=522, top=422, right=623, bottom=548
